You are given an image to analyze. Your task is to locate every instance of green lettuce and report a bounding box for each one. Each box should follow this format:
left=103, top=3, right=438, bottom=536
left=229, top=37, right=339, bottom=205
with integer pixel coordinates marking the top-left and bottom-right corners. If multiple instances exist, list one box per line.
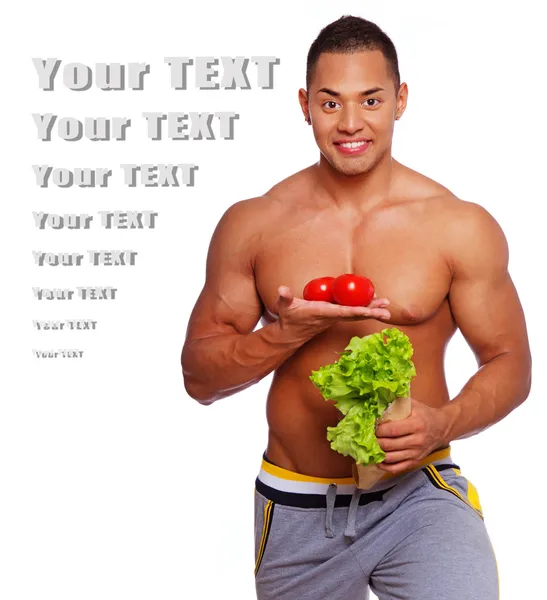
left=309, top=328, right=416, bottom=465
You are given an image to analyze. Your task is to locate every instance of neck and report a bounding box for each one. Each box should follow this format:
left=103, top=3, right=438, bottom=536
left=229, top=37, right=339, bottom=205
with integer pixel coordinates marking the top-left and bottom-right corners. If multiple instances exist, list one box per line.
left=314, top=149, right=398, bottom=211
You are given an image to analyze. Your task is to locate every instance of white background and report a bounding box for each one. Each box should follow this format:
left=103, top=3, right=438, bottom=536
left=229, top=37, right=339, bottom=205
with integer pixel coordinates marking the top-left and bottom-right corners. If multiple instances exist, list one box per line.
left=1, top=1, right=545, bottom=599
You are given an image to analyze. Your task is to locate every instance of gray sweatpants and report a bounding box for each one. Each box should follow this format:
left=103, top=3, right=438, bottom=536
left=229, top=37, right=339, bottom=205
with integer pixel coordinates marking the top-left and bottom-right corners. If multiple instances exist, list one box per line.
left=254, top=447, right=498, bottom=600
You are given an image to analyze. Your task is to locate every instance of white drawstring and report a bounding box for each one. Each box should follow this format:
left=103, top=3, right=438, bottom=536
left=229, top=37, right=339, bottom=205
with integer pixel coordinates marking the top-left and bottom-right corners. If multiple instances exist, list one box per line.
left=325, top=483, right=337, bottom=537
left=344, top=488, right=363, bottom=541
left=325, top=483, right=363, bottom=542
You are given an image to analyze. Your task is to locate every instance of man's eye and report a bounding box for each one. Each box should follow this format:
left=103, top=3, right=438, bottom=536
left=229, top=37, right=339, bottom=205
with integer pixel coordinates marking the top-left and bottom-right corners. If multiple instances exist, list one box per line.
left=323, top=100, right=339, bottom=109
left=364, top=98, right=380, bottom=107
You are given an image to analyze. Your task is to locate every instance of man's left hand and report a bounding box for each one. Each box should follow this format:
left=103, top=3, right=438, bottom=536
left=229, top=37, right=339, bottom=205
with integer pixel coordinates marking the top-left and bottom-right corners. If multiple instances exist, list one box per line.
left=376, top=397, right=452, bottom=474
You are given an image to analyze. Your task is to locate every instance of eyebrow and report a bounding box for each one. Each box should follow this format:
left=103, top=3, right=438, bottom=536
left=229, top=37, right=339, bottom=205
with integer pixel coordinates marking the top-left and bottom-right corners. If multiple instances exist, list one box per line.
left=317, top=87, right=384, bottom=97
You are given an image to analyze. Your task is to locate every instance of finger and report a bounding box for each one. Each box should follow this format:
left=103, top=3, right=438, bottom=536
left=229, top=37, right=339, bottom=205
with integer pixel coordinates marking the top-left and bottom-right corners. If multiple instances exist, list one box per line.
left=277, top=286, right=294, bottom=303
left=376, top=418, right=417, bottom=438
left=377, top=433, right=421, bottom=452
left=372, top=309, right=391, bottom=320
left=340, top=306, right=391, bottom=320
left=277, top=285, right=291, bottom=297
left=380, top=450, right=418, bottom=464
left=377, top=459, right=417, bottom=474
left=367, top=298, right=390, bottom=308
left=312, top=302, right=391, bottom=321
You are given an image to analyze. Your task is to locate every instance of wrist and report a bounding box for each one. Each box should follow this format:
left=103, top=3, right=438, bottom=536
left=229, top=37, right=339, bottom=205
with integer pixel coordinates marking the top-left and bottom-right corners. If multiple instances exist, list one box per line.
left=439, top=400, right=462, bottom=445
left=276, top=317, right=321, bottom=345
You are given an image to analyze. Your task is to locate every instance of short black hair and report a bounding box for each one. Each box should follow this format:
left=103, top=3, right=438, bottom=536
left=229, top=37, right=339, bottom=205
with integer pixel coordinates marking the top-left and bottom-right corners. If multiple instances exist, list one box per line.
left=306, top=16, right=400, bottom=92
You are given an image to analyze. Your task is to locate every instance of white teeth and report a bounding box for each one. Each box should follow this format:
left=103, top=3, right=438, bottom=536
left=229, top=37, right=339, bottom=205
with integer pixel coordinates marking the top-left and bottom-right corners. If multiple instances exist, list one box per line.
left=340, top=141, right=367, bottom=148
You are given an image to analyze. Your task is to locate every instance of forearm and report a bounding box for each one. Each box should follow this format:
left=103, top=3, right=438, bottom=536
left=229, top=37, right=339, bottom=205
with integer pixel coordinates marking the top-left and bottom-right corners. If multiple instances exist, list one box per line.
left=442, top=351, right=532, bottom=442
left=182, top=320, right=313, bottom=404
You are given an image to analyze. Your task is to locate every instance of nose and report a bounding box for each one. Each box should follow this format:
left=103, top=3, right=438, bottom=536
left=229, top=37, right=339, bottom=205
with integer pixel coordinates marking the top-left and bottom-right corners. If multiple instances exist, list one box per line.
left=337, top=104, right=365, bottom=135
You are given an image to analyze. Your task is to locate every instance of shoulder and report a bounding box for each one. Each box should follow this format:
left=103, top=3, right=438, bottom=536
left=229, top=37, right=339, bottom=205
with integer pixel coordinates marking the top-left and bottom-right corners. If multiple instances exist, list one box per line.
left=217, top=196, right=269, bottom=229
left=215, top=193, right=283, bottom=235
left=439, top=197, right=507, bottom=248
left=396, top=163, right=505, bottom=240
left=209, top=177, right=300, bottom=269
left=218, top=167, right=312, bottom=225
left=212, top=166, right=312, bottom=255
left=263, top=166, right=315, bottom=205
left=395, top=164, right=508, bottom=274
left=441, top=198, right=509, bottom=278
left=441, top=196, right=501, bottom=226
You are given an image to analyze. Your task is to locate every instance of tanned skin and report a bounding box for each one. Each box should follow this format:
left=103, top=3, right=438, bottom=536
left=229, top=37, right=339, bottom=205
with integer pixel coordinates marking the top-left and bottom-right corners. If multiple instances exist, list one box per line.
left=181, top=50, right=532, bottom=478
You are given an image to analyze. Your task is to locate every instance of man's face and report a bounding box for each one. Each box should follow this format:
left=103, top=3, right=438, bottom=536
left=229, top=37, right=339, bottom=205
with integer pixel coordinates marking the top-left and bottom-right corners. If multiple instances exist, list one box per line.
left=301, top=50, right=406, bottom=176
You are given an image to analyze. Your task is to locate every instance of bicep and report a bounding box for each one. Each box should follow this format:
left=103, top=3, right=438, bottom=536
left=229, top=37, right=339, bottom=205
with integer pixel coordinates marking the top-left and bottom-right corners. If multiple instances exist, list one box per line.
left=447, top=202, right=530, bottom=366
left=184, top=200, right=264, bottom=344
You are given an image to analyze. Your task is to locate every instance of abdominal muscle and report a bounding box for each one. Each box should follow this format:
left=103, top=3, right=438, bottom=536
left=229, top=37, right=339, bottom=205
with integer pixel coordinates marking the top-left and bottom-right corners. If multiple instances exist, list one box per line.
left=262, top=309, right=455, bottom=478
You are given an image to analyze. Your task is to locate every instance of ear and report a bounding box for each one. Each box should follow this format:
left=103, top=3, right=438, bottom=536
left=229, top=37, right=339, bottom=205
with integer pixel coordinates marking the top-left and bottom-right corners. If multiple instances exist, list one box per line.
left=395, top=82, right=408, bottom=121
left=298, top=88, right=311, bottom=124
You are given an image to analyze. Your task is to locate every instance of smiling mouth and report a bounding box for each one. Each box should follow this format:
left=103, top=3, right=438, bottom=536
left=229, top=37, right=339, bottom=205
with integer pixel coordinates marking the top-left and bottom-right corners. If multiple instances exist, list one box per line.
left=335, top=140, right=370, bottom=148
left=333, top=140, right=372, bottom=155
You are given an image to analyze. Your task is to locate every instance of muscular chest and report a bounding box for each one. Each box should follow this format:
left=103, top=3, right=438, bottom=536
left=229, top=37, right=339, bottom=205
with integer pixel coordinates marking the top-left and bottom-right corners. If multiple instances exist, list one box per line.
left=254, top=205, right=452, bottom=326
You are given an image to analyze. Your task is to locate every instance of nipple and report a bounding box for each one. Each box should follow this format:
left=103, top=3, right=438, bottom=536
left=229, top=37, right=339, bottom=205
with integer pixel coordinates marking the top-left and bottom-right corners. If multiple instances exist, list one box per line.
left=401, top=304, right=423, bottom=322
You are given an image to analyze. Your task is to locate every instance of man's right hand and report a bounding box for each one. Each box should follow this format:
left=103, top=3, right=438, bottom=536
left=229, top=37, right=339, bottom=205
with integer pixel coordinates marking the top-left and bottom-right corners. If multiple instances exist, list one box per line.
left=275, top=285, right=391, bottom=338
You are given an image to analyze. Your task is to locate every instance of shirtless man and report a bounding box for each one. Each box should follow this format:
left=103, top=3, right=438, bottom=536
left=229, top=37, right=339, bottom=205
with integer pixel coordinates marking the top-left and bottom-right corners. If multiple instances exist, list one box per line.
left=181, top=15, right=532, bottom=600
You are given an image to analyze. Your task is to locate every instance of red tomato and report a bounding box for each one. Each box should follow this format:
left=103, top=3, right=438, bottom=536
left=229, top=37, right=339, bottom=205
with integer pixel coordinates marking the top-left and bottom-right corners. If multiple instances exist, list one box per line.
left=303, top=277, right=336, bottom=302
left=332, top=274, right=375, bottom=306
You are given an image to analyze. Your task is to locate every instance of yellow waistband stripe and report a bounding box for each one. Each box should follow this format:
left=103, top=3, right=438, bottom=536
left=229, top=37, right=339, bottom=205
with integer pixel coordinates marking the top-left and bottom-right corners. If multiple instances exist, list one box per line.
left=261, top=460, right=354, bottom=484
left=261, top=446, right=452, bottom=484
left=378, top=447, right=451, bottom=481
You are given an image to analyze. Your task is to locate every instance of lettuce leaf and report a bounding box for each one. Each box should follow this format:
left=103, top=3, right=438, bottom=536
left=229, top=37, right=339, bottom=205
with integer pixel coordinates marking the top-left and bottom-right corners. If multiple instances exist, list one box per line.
left=309, top=328, right=416, bottom=465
